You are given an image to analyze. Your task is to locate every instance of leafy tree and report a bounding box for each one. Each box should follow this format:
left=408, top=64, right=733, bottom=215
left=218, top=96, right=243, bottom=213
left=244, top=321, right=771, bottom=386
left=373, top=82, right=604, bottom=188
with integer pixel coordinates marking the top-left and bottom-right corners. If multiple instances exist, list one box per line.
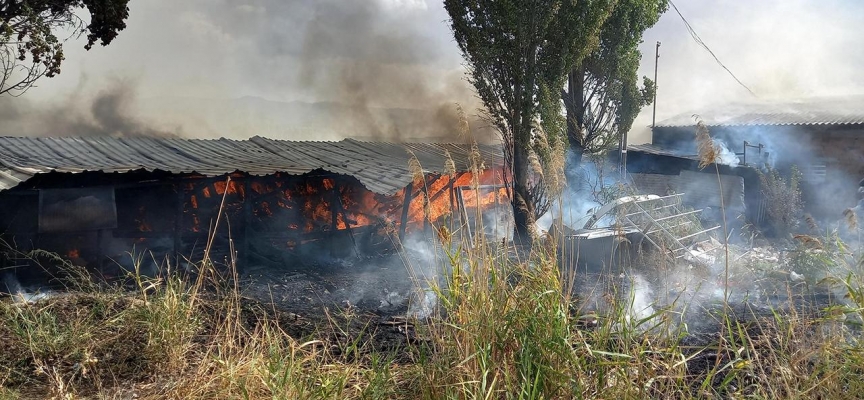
left=1, top=0, right=131, bottom=96
left=562, top=0, right=667, bottom=165
left=444, top=0, right=615, bottom=240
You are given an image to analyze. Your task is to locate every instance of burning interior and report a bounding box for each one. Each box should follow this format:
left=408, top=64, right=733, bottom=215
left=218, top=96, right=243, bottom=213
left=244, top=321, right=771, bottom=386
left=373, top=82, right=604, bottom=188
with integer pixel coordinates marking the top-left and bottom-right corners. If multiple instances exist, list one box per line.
left=0, top=136, right=508, bottom=288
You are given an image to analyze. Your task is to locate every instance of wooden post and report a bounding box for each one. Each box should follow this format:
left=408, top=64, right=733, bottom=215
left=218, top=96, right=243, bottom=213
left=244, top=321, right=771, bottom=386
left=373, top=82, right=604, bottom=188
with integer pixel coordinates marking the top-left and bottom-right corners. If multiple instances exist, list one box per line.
left=173, top=180, right=184, bottom=265
left=241, top=177, right=252, bottom=272
left=398, top=182, right=414, bottom=243
left=448, top=173, right=461, bottom=233
left=456, top=186, right=473, bottom=242
left=326, top=178, right=342, bottom=258
left=331, top=179, right=359, bottom=258
left=422, top=177, right=431, bottom=237
left=448, top=175, right=456, bottom=213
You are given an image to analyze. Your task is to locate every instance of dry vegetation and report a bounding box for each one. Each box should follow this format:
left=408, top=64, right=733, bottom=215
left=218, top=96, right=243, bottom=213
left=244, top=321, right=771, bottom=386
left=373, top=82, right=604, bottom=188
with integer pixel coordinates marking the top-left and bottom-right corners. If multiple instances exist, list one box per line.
left=0, top=216, right=862, bottom=399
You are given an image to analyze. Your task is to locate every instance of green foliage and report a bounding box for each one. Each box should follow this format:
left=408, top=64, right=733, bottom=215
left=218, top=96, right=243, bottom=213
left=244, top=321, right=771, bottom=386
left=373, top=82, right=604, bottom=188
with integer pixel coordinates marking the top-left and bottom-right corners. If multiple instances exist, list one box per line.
left=443, top=0, right=616, bottom=237
left=759, top=165, right=804, bottom=238
left=563, top=0, right=668, bottom=160
left=789, top=235, right=845, bottom=285
left=0, top=0, right=131, bottom=96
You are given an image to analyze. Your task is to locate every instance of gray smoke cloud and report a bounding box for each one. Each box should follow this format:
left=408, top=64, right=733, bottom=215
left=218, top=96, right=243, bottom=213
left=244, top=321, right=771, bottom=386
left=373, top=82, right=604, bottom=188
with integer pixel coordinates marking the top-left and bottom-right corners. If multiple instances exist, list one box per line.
left=4, top=0, right=492, bottom=142
left=0, top=79, right=178, bottom=138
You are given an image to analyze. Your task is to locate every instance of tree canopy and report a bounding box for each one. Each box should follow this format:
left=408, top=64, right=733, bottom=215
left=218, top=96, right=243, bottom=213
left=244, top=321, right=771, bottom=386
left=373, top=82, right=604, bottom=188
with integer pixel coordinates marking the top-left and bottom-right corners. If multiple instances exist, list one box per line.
left=563, top=0, right=667, bottom=164
left=444, top=0, right=616, bottom=240
left=1, top=0, right=131, bottom=96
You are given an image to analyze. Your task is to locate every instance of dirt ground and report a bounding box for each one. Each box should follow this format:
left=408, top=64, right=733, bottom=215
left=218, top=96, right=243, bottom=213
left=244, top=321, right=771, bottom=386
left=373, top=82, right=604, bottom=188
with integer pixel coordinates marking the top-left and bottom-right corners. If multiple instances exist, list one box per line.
left=236, top=253, right=434, bottom=356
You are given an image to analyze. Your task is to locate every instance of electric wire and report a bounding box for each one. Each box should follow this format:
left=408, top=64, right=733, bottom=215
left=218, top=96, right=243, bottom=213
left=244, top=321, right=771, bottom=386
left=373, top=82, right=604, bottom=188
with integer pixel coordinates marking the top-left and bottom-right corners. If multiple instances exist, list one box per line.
left=668, top=0, right=757, bottom=97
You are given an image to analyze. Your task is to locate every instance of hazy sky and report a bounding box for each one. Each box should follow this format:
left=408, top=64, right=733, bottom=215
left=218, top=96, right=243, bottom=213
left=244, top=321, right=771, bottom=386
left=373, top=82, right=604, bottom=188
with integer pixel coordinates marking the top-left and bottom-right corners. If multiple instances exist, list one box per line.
left=8, top=0, right=864, bottom=142
left=631, top=0, right=864, bottom=142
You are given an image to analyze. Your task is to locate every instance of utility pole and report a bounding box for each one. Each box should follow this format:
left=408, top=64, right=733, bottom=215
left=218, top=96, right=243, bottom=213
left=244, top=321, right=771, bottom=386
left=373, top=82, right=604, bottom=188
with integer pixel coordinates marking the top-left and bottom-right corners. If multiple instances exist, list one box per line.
left=620, top=118, right=629, bottom=176
left=652, top=41, right=661, bottom=128
left=618, top=89, right=626, bottom=175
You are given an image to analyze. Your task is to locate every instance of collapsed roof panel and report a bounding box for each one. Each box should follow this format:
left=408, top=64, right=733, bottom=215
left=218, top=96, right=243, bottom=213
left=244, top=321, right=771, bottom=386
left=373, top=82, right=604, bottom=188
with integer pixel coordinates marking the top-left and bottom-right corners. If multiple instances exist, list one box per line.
left=0, top=136, right=504, bottom=194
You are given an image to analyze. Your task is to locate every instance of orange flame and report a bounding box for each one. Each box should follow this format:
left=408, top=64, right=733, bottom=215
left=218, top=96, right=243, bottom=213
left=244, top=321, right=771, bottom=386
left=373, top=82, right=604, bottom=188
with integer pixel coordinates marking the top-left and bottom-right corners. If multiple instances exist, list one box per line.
left=214, top=180, right=243, bottom=196
left=189, top=170, right=508, bottom=246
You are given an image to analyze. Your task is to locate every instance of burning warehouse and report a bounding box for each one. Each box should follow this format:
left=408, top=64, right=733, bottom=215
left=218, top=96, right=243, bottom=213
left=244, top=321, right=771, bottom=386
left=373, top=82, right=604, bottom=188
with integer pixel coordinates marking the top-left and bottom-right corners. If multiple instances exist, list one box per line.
left=0, top=136, right=507, bottom=286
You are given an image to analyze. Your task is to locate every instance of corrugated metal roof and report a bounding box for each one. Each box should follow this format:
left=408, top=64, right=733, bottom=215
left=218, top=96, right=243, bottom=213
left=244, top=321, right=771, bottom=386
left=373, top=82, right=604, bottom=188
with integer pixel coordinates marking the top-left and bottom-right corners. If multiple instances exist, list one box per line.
left=0, top=136, right=504, bottom=195
left=627, top=144, right=698, bottom=160
left=655, top=95, right=864, bottom=128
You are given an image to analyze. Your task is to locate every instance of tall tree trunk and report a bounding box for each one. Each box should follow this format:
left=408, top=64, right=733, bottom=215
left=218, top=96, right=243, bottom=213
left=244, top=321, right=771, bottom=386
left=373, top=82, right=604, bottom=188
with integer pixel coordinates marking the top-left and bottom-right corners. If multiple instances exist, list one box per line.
left=510, top=39, right=539, bottom=244
left=565, top=65, right=586, bottom=162
left=511, top=98, right=537, bottom=243
left=512, top=141, right=535, bottom=243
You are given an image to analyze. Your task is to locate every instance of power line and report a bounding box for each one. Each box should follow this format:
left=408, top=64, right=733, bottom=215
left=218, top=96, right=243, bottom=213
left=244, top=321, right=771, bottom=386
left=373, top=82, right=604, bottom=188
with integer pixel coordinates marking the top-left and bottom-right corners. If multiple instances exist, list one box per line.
left=668, top=0, right=757, bottom=97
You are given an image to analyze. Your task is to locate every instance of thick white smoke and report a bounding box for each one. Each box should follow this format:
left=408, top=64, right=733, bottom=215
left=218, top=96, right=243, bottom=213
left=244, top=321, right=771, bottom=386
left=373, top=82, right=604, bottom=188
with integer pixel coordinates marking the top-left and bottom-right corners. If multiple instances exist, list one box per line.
left=714, top=140, right=740, bottom=166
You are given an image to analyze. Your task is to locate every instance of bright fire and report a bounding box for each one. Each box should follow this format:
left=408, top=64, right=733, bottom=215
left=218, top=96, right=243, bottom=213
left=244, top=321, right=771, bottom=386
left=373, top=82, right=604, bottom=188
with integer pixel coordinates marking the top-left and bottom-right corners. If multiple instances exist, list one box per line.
left=176, top=169, right=507, bottom=237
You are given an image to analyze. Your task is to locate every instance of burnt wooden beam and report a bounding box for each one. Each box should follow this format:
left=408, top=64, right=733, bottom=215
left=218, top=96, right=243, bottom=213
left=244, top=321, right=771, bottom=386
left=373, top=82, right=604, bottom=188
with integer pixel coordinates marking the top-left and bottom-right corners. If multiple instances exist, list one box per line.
left=173, top=182, right=184, bottom=263
left=329, top=179, right=359, bottom=258
left=456, top=186, right=473, bottom=241
left=417, top=177, right=431, bottom=235
left=448, top=174, right=456, bottom=214
left=423, top=177, right=456, bottom=209
left=398, top=182, right=414, bottom=243
left=242, top=177, right=252, bottom=272
left=329, top=185, right=339, bottom=233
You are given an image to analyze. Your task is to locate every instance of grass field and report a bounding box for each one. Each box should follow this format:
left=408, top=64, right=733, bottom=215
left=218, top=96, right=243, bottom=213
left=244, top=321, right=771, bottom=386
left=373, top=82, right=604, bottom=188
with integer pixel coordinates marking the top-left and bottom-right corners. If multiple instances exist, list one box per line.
left=0, top=219, right=863, bottom=399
